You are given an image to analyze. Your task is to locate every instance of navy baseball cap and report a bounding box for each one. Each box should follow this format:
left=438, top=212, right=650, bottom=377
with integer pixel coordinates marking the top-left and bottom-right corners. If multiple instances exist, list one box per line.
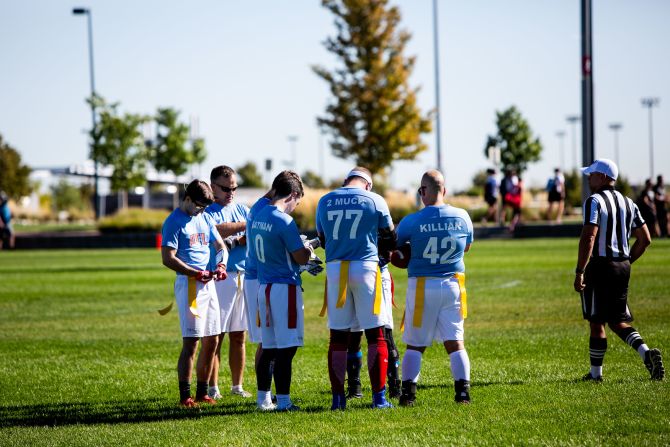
left=581, top=158, right=618, bottom=181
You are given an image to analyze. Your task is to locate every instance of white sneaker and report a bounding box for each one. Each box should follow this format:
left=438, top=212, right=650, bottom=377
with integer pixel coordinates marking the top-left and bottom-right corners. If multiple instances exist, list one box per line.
left=257, top=401, right=277, bottom=411
left=231, top=388, right=252, bottom=398
left=208, top=388, right=223, bottom=400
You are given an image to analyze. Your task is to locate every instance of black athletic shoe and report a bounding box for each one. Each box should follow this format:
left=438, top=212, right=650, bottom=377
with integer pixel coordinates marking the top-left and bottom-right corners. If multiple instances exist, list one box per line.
left=346, top=379, right=363, bottom=399
left=644, top=348, right=665, bottom=381
left=454, top=379, right=471, bottom=404
left=398, top=380, right=416, bottom=407
left=387, top=379, right=401, bottom=399
left=582, top=372, right=603, bottom=382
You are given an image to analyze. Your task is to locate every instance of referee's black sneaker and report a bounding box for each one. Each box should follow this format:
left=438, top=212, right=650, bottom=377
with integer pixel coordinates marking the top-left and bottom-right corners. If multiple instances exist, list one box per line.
left=644, top=348, right=665, bottom=381
left=398, top=380, right=416, bottom=407
left=581, top=372, right=603, bottom=382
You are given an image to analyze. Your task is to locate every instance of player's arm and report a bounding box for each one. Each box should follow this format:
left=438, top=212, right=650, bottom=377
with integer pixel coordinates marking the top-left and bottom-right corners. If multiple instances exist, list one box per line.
left=216, top=221, right=246, bottom=238
left=629, top=225, right=651, bottom=264
left=464, top=244, right=471, bottom=253
left=161, top=247, right=202, bottom=277
left=291, top=246, right=312, bottom=265
left=573, top=224, right=598, bottom=292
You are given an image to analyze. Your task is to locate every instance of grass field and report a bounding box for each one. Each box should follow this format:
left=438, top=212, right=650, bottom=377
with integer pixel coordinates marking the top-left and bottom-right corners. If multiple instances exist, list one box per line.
left=0, top=239, right=668, bottom=446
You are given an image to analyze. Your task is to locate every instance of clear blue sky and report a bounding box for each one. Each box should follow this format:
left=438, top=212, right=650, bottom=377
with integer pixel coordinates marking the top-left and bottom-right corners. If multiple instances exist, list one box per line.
left=1, top=0, right=668, bottom=192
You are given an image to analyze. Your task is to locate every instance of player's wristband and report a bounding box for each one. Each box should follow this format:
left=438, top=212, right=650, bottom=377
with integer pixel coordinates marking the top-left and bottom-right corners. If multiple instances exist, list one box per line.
left=575, top=267, right=585, bottom=275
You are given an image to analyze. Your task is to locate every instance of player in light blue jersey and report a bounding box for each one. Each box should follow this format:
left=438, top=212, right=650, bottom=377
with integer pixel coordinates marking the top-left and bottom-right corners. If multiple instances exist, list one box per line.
left=205, top=166, right=252, bottom=401
left=161, top=180, right=228, bottom=408
left=393, top=170, right=474, bottom=406
left=248, top=173, right=312, bottom=411
left=316, top=167, right=397, bottom=410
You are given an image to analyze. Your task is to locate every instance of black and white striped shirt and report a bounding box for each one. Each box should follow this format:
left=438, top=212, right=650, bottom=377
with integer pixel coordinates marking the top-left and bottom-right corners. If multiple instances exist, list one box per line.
left=583, top=186, right=646, bottom=259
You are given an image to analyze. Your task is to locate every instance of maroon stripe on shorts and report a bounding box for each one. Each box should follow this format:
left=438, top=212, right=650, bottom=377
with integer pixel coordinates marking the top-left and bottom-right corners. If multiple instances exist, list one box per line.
left=288, top=284, right=297, bottom=329
left=265, top=284, right=272, bottom=327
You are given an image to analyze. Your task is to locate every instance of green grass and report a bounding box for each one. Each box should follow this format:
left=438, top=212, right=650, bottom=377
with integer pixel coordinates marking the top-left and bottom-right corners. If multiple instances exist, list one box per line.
left=0, top=239, right=668, bottom=446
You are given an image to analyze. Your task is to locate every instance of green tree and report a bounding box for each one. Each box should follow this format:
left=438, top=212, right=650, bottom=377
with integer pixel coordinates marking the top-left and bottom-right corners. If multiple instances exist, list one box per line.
left=0, top=133, right=31, bottom=199
left=236, top=162, right=264, bottom=188
left=88, top=95, right=149, bottom=207
left=313, top=0, right=432, bottom=175
left=50, top=178, right=92, bottom=213
left=149, top=108, right=207, bottom=176
left=484, top=106, right=542, bottom=174
left=302, top=170, right=326, bottom=189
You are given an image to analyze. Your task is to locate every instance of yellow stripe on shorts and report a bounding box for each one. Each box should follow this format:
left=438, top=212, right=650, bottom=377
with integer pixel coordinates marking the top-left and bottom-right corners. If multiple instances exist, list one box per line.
left=373, top=265, right=382, bottom=315
left=319, top=278, right=328, bottom=317
left=412, top=277, right=426, bottom=327
left=336, top=261, right=350, bottom=308
left=455, top=272, right=467, bottom=319
left=188, top=276, right=200, bottom=318
left=400, top=308, right=405, bottom=332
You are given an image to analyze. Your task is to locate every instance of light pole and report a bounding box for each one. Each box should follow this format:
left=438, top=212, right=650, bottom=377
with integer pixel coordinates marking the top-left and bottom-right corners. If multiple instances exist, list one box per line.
left=432, top=0, right=443, bottom=173
left=608, top=123, right=622, bottom=168
left=556, top=130, right=566, bottom=171
left=287, top=135, right=299, bottom=172
left=72, top=7, right=99, bottom=219
left=566, top=115, right=581, bottom=171
left=641, top=97, right=660, bottom=179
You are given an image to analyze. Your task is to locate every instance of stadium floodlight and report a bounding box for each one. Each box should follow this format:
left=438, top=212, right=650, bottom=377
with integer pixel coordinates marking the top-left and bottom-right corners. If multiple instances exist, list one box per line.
left=608, top=123, right=622, bottom=168
left=641, top=97, right=660, bottom=178
left=555, top=130, right=566, bottom=170
left=72, top=7, right=100, bottom=219
left=566, top=115, right=580, bottom=171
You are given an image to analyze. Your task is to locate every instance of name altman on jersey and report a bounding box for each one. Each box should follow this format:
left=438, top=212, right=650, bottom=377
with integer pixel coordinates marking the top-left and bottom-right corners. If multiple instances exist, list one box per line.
left=252, top=221, right=273, bottom=232
left=419, top=221, right=463, bottom=232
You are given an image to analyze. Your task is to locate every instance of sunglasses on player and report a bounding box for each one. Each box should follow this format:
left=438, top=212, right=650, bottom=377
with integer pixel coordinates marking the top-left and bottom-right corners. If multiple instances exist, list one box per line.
left=213, top=182, right=238, bottom=193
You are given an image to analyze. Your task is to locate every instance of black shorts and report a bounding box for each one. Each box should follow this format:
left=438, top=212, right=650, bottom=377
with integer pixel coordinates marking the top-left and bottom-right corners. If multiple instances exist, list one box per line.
left=485, top=194, right=497, bottom=206
left=548, top=190, right=563, bottom=203
left=581, top=258, right=633, bottom=324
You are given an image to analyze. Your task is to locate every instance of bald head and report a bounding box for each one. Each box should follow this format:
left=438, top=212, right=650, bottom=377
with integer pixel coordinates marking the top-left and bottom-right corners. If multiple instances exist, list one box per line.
left=419, top=170, right=446, bottom=206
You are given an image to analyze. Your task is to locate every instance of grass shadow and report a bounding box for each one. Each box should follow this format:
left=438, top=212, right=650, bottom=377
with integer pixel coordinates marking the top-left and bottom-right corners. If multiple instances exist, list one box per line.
left=0, top=397, right=259, bottom=428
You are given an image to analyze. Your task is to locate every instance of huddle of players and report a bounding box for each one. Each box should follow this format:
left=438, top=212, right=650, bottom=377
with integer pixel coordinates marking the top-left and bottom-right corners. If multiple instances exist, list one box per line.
left=161, top=165, right=475, bottom=411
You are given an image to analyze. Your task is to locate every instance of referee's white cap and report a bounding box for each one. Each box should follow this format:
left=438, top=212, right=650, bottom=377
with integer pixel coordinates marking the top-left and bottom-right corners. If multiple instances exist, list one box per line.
left=581, top=158, right=618, bottom=181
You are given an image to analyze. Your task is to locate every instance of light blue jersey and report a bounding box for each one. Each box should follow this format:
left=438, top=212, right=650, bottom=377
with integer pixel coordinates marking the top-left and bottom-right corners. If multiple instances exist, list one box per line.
left=316, top=187, right=393, bottom=262
left=205, top=202, right=249, bottom=272
left=396, top=205, right=473, bottom=278
left=249, top=205, right=304, bottom=286
left=161, top=208, right=220, bottom=273
left=244, top=197, right=271, bottom=280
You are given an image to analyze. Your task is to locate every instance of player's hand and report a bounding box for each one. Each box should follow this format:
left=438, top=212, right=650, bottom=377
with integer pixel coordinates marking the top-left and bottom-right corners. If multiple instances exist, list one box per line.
left=196, top=270, right=214, bottom=283
left=214, top=263, right=228, bottom=281
left=237, top=235, right=246, bottom=246
left=573, top=273, right=585, bottom=292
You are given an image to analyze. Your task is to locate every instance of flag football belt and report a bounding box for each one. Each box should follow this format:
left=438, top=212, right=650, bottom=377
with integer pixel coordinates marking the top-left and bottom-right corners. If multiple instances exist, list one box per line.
left=400, top=272, right=467, bottom=332
left=157, top=276, right=200, bottom=318
left=319, top=261, right=382, bottom=317
left=264, top=284, right=298, bottom=329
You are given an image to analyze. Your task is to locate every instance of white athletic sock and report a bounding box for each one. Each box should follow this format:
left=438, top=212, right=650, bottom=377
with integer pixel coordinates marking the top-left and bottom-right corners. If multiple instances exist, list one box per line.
left=402, top=349, right=422, bottom=383
left=591, top=365, right=603, bottom=378
left=231, top=384, right=244, bottom=393
left=637, top=344, right=649, bottom=361
left=257, top=390, right=272, bottom=406
left=276, top=394, right=291, bottom=409
left=449, top=349, right=471, bottom=381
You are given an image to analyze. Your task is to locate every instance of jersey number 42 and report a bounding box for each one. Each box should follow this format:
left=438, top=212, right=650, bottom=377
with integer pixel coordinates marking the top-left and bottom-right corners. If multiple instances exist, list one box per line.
left=422, top=236, right=456, bottom=264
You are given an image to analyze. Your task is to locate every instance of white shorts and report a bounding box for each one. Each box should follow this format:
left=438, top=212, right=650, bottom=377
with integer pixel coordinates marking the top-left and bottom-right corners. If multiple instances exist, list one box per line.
left=174, top=275, right=221, bottom=338
left=326, top=260, right=386, bottom=331
left=351, top=267, right=394, bottom=332
left=258, top=283, right=304, bottom=349
left=243, top=277, right=262, bottom=343
left=213, top=271, right=248, bottom=333
left=402, top=276, right=464, bottom=347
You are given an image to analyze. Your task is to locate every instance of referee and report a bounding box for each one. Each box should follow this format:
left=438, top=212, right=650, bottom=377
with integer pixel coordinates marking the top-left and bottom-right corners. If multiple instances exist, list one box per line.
left=574, top=159, right=664, bottom=381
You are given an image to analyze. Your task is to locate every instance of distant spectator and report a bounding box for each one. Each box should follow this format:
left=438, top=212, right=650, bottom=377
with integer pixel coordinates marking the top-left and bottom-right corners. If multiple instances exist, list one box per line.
left=503, top=171, right=522, bottom=232
left=636, top=179, right=659, bottom=237
left=482, top=168, right=499, bottom=225
left=546, top=168, right=566, bottom=224
left=0, top=191, right=14, bottom=250
left=653, top=175, right=668, bottom=237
